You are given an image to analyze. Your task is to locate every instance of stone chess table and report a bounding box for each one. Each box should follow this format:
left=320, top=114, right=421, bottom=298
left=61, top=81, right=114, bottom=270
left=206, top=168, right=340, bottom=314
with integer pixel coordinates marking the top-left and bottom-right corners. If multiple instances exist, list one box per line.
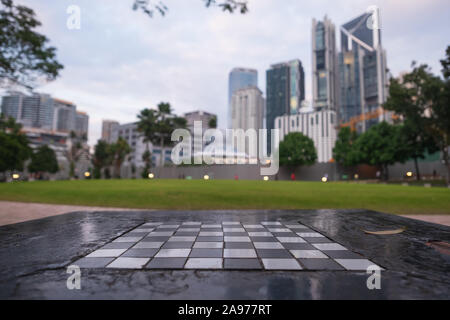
left=75, top=220, right=380, bottom=271
left=0, top=209, right=448, bottom=299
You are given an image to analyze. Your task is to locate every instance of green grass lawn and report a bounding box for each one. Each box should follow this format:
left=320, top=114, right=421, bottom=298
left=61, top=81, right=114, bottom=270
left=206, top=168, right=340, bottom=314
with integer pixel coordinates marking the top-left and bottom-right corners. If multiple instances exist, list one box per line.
left=0, top=179, right=449, bottom=215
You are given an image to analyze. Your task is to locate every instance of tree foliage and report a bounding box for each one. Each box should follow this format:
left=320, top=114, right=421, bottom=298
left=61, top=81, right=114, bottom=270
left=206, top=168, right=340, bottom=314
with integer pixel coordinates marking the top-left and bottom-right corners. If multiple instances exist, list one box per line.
left=110, top=137, right=131, bottom=178
left=92, top=140, right=112, bottom=179
left=137, top=102, right=187, bottom=167
left=383, top=64, right=440, bottom=179
left=28, top=144, right=58, bottom=176
left=353, top=122, right=407, bottom=180
left=333, top=127, right=359, bottom=167
left=132, top=0, right=248, bottom=17
left=0, top=115, right=31, bottom=175
left=0, top=0, right=63, bottom=89
left=279, top=132, right=317, bottom=167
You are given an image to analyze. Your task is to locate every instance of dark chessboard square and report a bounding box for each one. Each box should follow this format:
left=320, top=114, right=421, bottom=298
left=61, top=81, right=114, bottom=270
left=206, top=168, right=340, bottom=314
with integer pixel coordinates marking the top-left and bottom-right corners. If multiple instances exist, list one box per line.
left=224, top=242, right=254, bottom=249
left=303, top=237, right=333, bottom=243
left=122, top=248, right=158, bottom=258
left=201, top=228, right=223, bottom=232
left=144, top=236, right=171, bottom=242
left=298, top=258, right=345, bottom=270
left=74, top=257, right=115, bottom=268
left=197, top=236, right=223, bottom=242
left=256, top=249, right=292, bottom=258
left=282, top=243, right=316, bottom=250
left=322, top=250, right=363, bottom=259
left=251, top=237, right=277, bottom=242
left=101, top=242, right=136, bottom=249
left=145, top=258, right=187, bottom=269
left=224, top=259, right=262, bottom=270
left=162, top=242, right=193, bottom=249
left=126, top=232, right=151, bottom=237
left=189, top=249, right=223, bottom=258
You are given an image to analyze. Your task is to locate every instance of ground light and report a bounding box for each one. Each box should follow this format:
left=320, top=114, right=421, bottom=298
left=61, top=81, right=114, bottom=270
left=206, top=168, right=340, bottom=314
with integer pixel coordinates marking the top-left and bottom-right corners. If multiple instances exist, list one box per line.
left=148, top=173, right=155, bottom=179
left=84, top=171, right=91, bottom=178
left=12, top=173, right=20, bottom=180
left=321, top=177, right=328, bottom=182
left=263, top=176, right=269, bottom=181
left=354, top=174, right=359, bottom=180
left=204, top=175, right=210, bottom=180
left=406, top=171, right=413, bottom=177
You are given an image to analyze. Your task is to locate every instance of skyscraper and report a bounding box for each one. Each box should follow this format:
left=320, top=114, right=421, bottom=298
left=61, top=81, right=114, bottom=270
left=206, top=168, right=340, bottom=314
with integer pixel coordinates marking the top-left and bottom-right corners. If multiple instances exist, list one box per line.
left=75, top=111, right=89, bottom=138
left=1, top=92, right=54, bottom=129
left=52, top=98, right=76, bottom=133
left=312, top=16, right=339, bottom=111
left=338, top=6, right=388, bottom=132
left=266, top=60, right=305, bottom=153
left=231, top=86, right=264, bottom=132
left=228, top=68, right=258, bottom=128
left=101, top=120, right=119, bottom=143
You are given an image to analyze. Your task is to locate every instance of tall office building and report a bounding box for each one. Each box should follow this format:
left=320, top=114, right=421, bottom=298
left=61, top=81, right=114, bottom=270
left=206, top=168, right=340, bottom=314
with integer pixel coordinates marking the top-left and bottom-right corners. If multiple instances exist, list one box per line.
left=52, top=98, right=76, bottom=133
left=338, top=6, right=388, bottom=132
left=1, top=92, right=54, bottom=129
left=228, top=68, right=258, bottom=128
left=266, top=60, right=305, bottom=153
left=231, top=86, right=264, bottom=132
left=75, top=111, right=89, bottom=138
left=101, top=120, right=119, bottom=143
left=312, top=16, right=339, bottom=111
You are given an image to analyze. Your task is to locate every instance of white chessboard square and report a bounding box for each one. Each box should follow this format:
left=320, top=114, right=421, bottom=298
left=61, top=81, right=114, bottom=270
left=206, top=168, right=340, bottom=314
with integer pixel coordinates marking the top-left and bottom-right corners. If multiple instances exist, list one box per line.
left=277, top=237, right=306, bottom=243
left=87, top=249, right=127, bottom=258
left=290, top=250, right=328, bottom=259
left=224, top=236, right=251, bottom=242
left=224, top=249, right=257, bottom=258
left=335, top=259, right=379, bottom=270
left=185, top=258, right=222, bottom=269
left=168, top=236, right=196, bottom=242
left=297, top=232, right=325, bottom=238
left=193, top=242, right=223, bottom=249
left=248, top=232, right=273, bottom=237
left=107, top=257, right=149, bottom=269
left=261, top=259, right=302, bottom=270
left=155, top=249, right=191, bottom=258
left=313, top=243, right=347, bottom=251
left=261, top=222, right=282, bottom=226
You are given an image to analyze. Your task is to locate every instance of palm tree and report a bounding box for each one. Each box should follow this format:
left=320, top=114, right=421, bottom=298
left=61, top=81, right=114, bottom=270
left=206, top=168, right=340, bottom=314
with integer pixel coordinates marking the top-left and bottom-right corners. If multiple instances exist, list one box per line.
left=110, top=137, right=131, bottom=178
left=137, top=102, right=187, bottom=167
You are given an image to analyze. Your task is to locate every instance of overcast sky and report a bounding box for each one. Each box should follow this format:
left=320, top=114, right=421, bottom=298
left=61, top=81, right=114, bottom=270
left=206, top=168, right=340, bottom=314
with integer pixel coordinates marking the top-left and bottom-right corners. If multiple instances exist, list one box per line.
left=12, top=0, right=450, bottom=145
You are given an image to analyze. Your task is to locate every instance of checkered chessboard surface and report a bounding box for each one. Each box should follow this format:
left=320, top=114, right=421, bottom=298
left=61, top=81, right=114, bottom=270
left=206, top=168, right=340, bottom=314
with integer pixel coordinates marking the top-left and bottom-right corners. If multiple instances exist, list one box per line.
left=74, top=221, right=380, bottom=271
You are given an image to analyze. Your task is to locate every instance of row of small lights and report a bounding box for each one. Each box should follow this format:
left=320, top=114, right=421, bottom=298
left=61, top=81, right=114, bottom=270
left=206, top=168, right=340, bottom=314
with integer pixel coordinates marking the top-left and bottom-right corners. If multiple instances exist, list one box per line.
left=10, top=171, right=416, bottom=181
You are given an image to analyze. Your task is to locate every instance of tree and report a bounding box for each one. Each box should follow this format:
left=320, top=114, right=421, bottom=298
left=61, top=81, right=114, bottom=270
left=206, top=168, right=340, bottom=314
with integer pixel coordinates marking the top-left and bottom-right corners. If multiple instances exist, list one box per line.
left=141, top=150, right=153, bottom=178
left=0, top=0, right=63, bottom=89
left=92, top=140, right=112, bottom=179
left=354, top=122, right=406, bottom=181
left=132, top=0, right=248, bottom=18
left=384, top=64, right=439, bottom=180
left=333, top=127, right=359, bottom=167
left=65, top=131, right=85, bottom=178
left=28, top=145, right=58, bottom=178
left=428, top=46, right=450, bottom=184
left=110, top=137, right=131, bottom=178
left=0, top=115, right=31, bottom=178
left=279, top=133, right=317, bottom=167
left=137, top=102, right=187, bottom=167
left=208, top=116, right=217, bottom=129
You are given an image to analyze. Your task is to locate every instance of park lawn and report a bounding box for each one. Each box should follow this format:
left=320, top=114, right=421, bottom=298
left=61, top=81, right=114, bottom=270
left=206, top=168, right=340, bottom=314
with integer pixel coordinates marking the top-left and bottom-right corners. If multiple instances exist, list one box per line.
left=0, top=179, right=449, bottom=215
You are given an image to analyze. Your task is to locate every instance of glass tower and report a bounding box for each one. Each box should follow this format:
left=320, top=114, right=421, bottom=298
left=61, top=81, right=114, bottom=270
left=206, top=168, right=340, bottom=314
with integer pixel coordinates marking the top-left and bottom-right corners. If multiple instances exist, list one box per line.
left=266, top=60, right=305, bottom=153
left=312, top=16, right=338, bottom=112
left=228, top=68, right=258, bottom=129
left=338, top=6, right=388, bottom=132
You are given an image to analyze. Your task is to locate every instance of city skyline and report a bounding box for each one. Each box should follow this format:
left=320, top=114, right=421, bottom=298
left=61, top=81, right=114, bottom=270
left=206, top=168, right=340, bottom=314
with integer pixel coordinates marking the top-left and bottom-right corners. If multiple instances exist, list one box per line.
left=1, top=0, right=449, bottom=146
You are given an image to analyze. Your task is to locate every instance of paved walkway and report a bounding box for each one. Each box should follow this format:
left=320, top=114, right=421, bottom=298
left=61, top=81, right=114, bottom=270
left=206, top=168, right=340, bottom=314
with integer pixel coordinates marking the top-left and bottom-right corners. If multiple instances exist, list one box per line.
left=0, top=201, right=142, bottom=226
left=0, top=200, right=449, bottom=226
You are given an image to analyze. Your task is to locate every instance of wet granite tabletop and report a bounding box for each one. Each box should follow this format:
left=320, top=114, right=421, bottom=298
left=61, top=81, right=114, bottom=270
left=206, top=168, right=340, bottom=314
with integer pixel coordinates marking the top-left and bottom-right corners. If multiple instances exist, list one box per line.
left=0, top=209, right=448, bottom=299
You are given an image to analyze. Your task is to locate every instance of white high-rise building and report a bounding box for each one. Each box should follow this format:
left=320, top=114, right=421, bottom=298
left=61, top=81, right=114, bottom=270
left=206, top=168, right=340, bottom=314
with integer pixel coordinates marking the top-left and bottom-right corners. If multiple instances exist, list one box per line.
left=274, top=110, right=337, bottom=163
left=231, top=86, right=264, bottom=131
